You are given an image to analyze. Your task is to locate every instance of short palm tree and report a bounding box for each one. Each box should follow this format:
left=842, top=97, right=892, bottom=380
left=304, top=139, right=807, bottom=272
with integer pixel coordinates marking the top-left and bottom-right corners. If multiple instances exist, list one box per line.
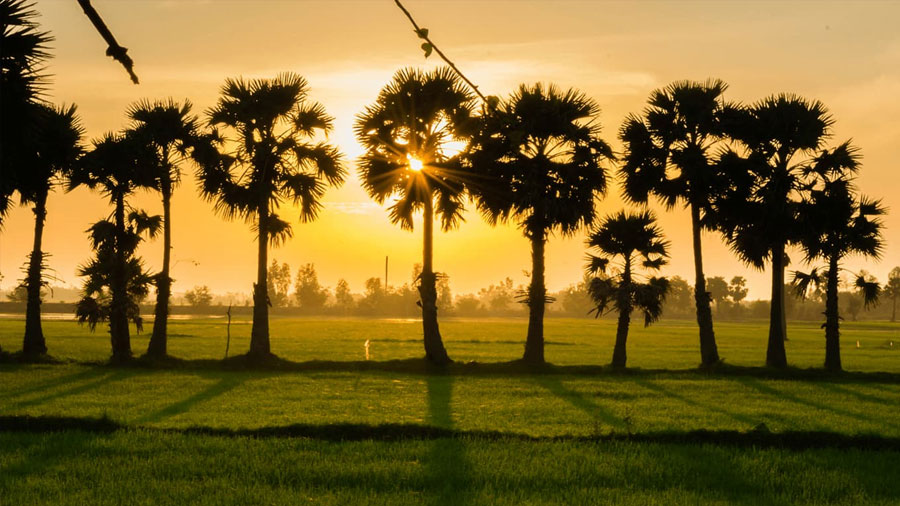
left=199, top=73, right=345, bottom=358
left=884, top=267, right=900, bottom=323
left=127, top=98, right=202, bottom=358
left=586, top=211, right=669, bottom=369
left=792, top=142, right=883, bottom=371
left=71, top=131, right=159, bottom=360
left=354, top=67, right=476, bottom=365
left=717, top=94, right=833, bottom=368
left=618, top=79, right=729, bottom=367
left=468, top=83, right=612, bottom=364
left=19, top=103, right=84, bottom=356
left=0, top=0, right=52, bottom=222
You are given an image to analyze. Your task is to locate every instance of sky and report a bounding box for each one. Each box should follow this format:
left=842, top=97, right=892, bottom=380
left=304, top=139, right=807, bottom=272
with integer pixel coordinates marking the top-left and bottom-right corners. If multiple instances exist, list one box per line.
left=1, top=0, right=899, bottom=300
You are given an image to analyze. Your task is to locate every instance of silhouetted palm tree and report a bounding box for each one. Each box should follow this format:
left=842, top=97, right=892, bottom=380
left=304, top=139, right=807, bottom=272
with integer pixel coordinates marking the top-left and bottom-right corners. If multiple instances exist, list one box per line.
left=19, top=104, right=84, bottom=356
left=354, top=67, right=476, bottom=365
left=127, top=98, right=202, bottom=358
left=199, top=73, right=345, bottom=358
left=618, top=79, right=729, bottom=367
left=1, top=0, right=52, bottom=222
left=71, top=132, right=159, bottom=360
left=717, top=94, right=833, bottom=368
left=468, top=83, right=611, bottom=364
left=792, top=142, right=883, bottom=371
left=586, top=211, right=669, bottom=368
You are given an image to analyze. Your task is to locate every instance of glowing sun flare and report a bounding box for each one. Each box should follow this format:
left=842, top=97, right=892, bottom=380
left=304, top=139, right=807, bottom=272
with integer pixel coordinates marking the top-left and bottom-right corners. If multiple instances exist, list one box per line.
left=407, top=154, right=424, bottom=172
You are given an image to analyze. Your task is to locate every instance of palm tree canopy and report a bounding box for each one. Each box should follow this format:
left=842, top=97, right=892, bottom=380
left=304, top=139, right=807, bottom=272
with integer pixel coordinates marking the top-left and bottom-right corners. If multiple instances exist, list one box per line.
left=199, top=73, right=345, bottom=243
left=713, top=94, right=836, bottom=268
left=468, top=82, right=612, bottom=237
left=15, top=103, right=84, bottom=204
left=354, top=67, right=476, bottom=231
left=618, top=79, right=730, bottom=212
left=72, top=131, right=156, bottom=202
left=127, top=98, right=199, bottom=190
left=1, top=0, right=52, bottom=220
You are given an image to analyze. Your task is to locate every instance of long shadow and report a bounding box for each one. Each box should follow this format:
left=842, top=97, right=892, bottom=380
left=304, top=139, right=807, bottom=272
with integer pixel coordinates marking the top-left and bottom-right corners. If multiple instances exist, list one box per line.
left=632, top=377, right=759, bottom=428
left=532, top=375, right=623, bottom=431
left=0, top=367, right=110, bottom=402
left=817, top=382, right=899, bottom=407
left=134, top=374, right=246, bottom=424
left=735, top=376, right=890, bottom=427
left=9, top=369, right=133, bottom=410
left=425, top=374, right=473, bottom=506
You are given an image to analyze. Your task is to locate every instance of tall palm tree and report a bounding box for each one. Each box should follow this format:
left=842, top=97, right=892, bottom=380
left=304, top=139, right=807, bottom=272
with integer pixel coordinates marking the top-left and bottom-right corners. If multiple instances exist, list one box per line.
left=586, top=211, right=669, bottom=368
left=717, top=94, right=833, bottom=368
left=71, top=132, right=159, bottom=360
left=467, top=83, right=611, bottom=364
left=618, top=79, right=729, bottom=367
left=19, top=103, right=84, bottom=356
left=354, top=67, right=476, bottom=365
left=1, top=0, right=52, bottom=222
left=127, top=98, right=202, bottom=358
left=199, top=73, right=345, bottom=358
left=792, top=142, right=883, bottom=371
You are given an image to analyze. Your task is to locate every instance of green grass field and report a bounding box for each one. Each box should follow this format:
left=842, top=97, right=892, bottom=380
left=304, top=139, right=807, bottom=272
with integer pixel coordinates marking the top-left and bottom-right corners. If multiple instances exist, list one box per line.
left=2, top=317, right=900, bottom=504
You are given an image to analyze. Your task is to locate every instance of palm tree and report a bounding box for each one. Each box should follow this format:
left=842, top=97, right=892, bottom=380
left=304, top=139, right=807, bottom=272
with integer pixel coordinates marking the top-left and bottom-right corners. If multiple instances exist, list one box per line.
left=354, top=67, right=476, bottom=365
left=618, top=79, right=730, bottom=367
left=199, top=73, right=345, bottom=358
left=586, top=211, right=669, bottom=368
left=1, top=0, right=52, bottom=222
left=19, top=103, right=84, bottom=356
left=71, top=131, right=159, bottom=360
left=792, top=142, right=884, bottom=371
left=127, top=98, right=202, bottom=358
left=467, top=83, right=612, bottom=364
left=717, top=94, right=833, bottom=368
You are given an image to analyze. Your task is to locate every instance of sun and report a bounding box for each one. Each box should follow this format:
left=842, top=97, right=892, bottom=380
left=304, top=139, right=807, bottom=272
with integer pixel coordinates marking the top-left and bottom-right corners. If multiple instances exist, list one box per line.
left=407, top=154, right=424, bottom=172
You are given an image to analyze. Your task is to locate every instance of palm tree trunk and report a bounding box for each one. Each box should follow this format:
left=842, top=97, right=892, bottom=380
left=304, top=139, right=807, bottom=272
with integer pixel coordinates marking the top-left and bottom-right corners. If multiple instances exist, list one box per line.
left=23, top=190, right=48, bottom=356
left=148, top=185, right=171, bottom=357
left=690, top=203, right=719, bottom=366
left=249, top=203, right=271, bottom=357
left=420, top=196, right=450, bottom=365
left=612, top=259, right=632, bottom=369
left=766, top=241, right=788, bottom=368
left=523, top=228, right=546, bottom=364
left=823, top=255, right=841, bottom=371
left=110, top=193, right=131, bottom=361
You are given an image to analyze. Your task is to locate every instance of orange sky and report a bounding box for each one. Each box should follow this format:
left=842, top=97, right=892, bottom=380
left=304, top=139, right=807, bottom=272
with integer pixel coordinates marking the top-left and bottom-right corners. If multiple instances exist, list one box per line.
left=1, top=0, right=898, bottom=299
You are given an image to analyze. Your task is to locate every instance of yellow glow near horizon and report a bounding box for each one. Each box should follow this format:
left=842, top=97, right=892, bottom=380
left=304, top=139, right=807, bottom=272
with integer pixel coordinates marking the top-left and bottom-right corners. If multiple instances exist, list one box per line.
left=407, top=154, right=424, bottom=172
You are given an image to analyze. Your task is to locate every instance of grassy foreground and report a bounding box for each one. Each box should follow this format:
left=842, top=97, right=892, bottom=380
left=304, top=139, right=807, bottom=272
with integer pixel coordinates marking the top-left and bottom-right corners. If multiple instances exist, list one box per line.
left=2, top=317, right=899, bottom=504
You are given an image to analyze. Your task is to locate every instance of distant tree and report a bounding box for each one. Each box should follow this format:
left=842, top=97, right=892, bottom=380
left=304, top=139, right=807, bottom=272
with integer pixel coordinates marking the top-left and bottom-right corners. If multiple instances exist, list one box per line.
left=558, top=278, right=593, bottom=317
left=71, top=132, right=160, bottom=360
left=664, top=276, right=694, bottom=318
left=479, top=277, right=516, bottom=314
left=883, top=267, right=900, bottom=323
left=454, top=294, right=482, bottom=316
left=358, top=277, right=385, bottom=315
left=706, top=276, right=730, bottom=313
left=729, top=277, right=748, bottom=304
left=5, top=285, right=29, bottom=303
left=468, top=83, right=612, bottom=363
left=198, top=73, right=345, bottom=357
left=355, top=67, right=475, bottom=364
left=266, top=259, right=292, bottom=308
left=717, top=94, right=835, bottom=368
left=184, top=285, right=212, bottom=308
left=792, top=142, right=884, bottom=370
left=127, top=98, right=204, bottom=358
left=437, top=274, right=452, bottom=312
left=333, top=278, right=354, bottom=314
left=586, top=211, right=670, bottom=368
left=619, top=79, right=731, bottom=367
left=294, top=263, right=327, bottom=311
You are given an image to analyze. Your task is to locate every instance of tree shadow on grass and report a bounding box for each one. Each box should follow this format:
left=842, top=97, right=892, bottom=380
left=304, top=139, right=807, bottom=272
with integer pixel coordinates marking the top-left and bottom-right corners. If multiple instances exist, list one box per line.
left=134, top=373, right=247, bottom=424
left=9, top=369, right=133, bottom=410
left=0, top=367, right=111, bottom=402
left=631, top=377, right=759, bottom=428
left=425, top=374, right=473, bottom=506
left=532, top=375, right=623, bottom=431
left=816, top=382, right=899, bottom=407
